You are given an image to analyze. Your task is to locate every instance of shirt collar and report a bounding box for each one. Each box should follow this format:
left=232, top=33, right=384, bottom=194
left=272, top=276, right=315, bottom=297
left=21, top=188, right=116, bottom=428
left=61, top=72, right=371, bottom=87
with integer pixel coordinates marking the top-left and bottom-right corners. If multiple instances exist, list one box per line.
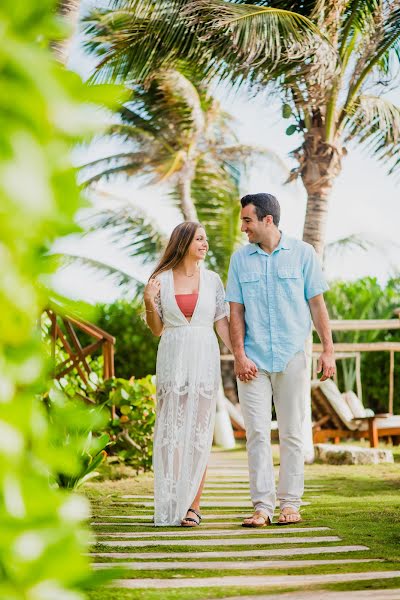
left=247, top=231, right=290, bottom=255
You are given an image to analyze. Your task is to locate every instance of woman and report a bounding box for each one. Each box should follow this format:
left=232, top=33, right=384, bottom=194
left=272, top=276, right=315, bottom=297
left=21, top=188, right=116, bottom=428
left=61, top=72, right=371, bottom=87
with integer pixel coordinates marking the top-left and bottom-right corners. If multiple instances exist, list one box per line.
left=144, top=222, right=232, bottom=527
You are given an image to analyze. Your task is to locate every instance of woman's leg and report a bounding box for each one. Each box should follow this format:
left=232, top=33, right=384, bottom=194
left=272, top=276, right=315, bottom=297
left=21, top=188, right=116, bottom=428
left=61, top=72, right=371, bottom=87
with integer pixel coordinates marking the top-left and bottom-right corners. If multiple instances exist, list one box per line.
left=181, top=467, right=207, bottom=524
left=181, top=387, right=215, bottom=526
left=191, top=467, right=207, bottom=511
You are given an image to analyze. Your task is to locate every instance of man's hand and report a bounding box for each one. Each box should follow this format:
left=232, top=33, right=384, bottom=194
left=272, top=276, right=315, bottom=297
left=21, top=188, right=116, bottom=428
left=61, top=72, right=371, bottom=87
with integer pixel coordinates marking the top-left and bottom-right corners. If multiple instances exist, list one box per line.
left=234, top=355, right=258, bottom=382
left=317, top=351, right=336, bottom=381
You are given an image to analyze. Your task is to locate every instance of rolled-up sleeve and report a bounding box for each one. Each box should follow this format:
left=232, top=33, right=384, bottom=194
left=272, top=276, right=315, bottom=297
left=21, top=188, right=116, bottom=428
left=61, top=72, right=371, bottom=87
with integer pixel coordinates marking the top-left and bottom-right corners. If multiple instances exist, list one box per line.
left=303, top=245, right=329, bottom=300
left=225, top=255, right=244, bottom=304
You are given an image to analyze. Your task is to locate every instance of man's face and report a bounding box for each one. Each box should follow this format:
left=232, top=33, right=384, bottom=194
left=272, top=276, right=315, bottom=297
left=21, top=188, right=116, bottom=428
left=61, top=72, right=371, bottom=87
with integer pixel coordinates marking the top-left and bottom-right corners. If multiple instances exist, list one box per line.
left=240, top=204, right=268, bottom=243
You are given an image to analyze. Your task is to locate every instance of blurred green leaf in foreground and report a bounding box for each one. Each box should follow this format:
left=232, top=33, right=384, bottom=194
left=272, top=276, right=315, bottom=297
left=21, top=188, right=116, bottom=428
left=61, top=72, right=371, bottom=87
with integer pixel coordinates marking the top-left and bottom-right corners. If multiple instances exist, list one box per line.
left=0, top=1, right=124, bottom=597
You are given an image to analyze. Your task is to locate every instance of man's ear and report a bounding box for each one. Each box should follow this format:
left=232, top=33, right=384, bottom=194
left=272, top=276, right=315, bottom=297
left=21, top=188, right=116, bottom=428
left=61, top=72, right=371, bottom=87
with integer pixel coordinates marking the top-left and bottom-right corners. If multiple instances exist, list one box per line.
left=263, top=215, right=273, bottom=226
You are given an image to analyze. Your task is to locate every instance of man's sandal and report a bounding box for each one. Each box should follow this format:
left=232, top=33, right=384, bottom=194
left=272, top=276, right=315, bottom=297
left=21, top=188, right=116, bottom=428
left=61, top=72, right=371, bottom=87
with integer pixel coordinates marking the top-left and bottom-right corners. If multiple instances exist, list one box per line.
left=242, top=510, right=271, bottom=528
left=278, top=507, right=302, bottom=525
left=181, top=508, right=202, bottom=527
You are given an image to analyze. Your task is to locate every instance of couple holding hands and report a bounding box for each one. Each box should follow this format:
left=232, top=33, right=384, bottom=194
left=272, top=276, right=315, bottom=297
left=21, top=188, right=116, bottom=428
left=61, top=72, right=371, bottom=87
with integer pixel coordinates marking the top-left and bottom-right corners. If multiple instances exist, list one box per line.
left=144, top=193, right=335, bottom=528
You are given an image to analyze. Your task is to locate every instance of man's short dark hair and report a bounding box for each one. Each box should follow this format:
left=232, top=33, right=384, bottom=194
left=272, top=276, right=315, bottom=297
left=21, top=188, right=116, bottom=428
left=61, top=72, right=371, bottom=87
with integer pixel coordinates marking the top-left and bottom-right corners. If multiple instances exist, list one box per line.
left=240, top=193, right=280, bottom=226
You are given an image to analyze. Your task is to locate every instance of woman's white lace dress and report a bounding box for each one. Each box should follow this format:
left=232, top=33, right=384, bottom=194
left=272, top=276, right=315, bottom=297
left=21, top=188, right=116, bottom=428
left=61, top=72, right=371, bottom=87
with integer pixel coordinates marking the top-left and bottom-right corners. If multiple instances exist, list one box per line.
left=153, top=268, right=227, bottom=526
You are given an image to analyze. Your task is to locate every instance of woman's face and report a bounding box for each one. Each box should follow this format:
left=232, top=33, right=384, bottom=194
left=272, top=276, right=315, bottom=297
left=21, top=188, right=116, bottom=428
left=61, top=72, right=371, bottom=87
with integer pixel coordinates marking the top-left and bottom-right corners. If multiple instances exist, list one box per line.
left=187, top=227, right=209, bottom=261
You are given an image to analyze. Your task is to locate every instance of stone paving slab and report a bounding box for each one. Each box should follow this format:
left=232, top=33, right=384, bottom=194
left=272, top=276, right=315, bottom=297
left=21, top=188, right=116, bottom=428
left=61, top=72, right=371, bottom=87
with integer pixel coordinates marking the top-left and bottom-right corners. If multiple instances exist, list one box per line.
left=220, top=590, right=400, bottom=600
left=207, top=470, right=249, bottom=474
left=115, top=500, right=311, bottom=507
left=113, top=571, right=400, bottom=589
left=95, top=527, right=329, bottom=538
left=206, top=475, right=251, bottom=479
left=121, top=492, right=320, bottom=499
left=92, top=525, right=329, bottom=535
left=120, top=495, right=254, bottom=500
left=204, top=483, right=328, bottom=491
left=92, top=521, right=246, bottom=527
left=96, top=514, right=252, bottom=520
left=205, top=483, right=250, bottom=487
left=97, top=535, right=340, bottom=547
left=91, top=545, right=369, bottom=560
left=94, top=558, right=378, bottom=571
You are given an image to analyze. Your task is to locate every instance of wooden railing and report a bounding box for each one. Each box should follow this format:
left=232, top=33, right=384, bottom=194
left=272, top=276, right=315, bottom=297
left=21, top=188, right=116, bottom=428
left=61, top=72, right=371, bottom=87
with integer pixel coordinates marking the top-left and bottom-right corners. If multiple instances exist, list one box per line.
left=45, top=309, right=115, bottom=400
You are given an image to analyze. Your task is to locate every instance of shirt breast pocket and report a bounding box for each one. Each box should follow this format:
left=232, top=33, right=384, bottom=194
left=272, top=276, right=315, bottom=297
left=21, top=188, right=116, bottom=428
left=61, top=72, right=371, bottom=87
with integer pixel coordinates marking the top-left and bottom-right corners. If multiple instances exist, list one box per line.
left=239, top=272, right=260, bottom=299
left=277, top=268, right=303, bottom=298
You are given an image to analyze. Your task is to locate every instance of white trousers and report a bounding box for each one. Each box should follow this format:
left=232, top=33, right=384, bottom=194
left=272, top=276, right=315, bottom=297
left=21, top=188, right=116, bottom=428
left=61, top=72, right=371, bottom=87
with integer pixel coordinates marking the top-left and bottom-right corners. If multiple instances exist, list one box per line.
left=237, top=351, right=307, bottom=523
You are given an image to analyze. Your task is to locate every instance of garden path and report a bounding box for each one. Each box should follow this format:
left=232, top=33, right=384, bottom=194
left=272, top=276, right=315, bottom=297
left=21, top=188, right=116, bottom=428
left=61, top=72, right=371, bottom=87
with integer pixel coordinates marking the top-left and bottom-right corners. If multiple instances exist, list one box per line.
left=91, top=450, right=400, bottom=597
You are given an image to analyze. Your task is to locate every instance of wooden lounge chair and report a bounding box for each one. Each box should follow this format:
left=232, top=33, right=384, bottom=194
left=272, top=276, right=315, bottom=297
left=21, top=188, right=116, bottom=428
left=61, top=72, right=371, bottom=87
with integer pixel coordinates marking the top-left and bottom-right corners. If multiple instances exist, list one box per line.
left=311, top=379, right=400, bottom=448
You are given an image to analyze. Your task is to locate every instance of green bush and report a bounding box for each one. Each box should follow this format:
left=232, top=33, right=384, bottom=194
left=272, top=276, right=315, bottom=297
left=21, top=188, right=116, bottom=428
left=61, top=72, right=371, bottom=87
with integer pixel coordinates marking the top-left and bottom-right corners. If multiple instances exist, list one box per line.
left=323, top=277, right=400, bottom=414
left=41, top=312, right=156, bottom=473
left=44, top=388, right=110, bottom=489
left=95, top=375, right=156, bottom=472
left=96, top=299, right=159, bottom=379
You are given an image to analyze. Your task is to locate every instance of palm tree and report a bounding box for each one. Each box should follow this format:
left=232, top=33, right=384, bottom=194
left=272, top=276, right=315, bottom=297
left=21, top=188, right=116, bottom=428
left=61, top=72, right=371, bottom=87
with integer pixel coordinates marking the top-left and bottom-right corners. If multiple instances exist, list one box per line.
left=83, top=0, right=400, bottom=256
left=81, top=68, right=271, bottom=278
left=54, top=1, right=81, bottom=63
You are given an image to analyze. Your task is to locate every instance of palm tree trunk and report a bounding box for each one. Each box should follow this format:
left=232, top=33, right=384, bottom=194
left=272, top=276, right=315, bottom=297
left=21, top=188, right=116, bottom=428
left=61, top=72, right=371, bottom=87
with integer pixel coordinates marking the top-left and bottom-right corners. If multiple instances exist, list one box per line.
left=300, top=130, right=343, bottom=256
left=302, top=193, right=330, bottom=257
left=53, top=0, right=80, bottom=64
left=299, top=129, right=343, bottom=462
left=177, top=171, right=198, bottom=222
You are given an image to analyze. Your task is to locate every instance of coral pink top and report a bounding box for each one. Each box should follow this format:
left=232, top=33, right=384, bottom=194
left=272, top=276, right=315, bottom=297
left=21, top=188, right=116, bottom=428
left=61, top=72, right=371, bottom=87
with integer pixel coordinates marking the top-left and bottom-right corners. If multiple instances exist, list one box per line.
left=175, top=293, right=198, bottom=317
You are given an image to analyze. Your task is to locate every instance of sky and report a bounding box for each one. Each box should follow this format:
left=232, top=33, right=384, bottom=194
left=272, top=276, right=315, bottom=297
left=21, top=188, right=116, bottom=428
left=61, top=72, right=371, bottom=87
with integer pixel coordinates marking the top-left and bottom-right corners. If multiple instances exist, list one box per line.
left=53, top=7, right=400, bottom=304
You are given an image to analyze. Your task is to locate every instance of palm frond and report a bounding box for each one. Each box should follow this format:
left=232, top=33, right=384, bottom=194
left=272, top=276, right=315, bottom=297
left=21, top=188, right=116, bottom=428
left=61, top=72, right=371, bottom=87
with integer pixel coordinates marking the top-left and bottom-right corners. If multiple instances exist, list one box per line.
left=183, top=0, right=320, bottom=68
left=52, top=196, right=168, bottom=292
left=324, top=232, right=400, bottom=270
left=323, top=232, right=374, bottom=264
left=82, top=158, right=149, bottom=185
left=214, top=144, right=289, bottom=177
left=374, top=4, right=400, bottom=72
left=342, top=3, right=400, bottom=110
left=82, top=2, right=203, bottom=84
left=56, top=253, right=143, bottom=284
left=176, top=159, right=243, bottom=279
left=83, top=0, right=329, bottom=88
left=343, top=94, right=400, bottom=174
left=81, top=203, right=167, bottom=263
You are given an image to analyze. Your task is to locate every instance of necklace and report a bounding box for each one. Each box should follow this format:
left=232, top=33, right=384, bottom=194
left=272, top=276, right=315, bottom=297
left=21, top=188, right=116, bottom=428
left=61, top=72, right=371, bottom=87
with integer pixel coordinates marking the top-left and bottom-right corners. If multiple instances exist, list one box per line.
left=177, top=266, right=198, bottom=278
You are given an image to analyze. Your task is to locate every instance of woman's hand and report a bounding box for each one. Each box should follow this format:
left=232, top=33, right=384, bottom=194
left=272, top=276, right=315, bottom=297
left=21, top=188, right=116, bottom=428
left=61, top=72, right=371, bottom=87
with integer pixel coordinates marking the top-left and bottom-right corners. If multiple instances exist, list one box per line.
left=144, top=278, right=160, bottom=304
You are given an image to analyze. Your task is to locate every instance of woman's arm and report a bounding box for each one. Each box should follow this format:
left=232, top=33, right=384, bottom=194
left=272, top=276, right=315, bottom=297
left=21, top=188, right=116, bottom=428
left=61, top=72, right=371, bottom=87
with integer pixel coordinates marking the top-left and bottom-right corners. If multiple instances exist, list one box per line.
left=144, top=278, right=164, bottom=337
left=215, top=316, right=233, bottom=353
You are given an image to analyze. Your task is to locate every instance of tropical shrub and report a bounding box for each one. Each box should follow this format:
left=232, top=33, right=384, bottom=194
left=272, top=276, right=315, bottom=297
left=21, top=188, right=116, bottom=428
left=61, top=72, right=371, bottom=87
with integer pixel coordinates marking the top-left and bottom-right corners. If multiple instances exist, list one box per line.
left=96, top=375, right=157, bottom=473
left=323, top=277, right=400, bottom=413
left=97, top=299, right=159, bottom=379
left=42, top=309, right=156, bottom=472
left=44, top=388, right=110, bottom=490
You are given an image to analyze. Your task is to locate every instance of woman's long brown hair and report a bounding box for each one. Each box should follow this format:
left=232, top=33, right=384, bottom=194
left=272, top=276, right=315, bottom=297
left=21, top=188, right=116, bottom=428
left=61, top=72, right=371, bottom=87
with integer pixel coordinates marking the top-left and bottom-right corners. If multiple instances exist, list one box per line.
left=150, top=221, right=203, bottom=280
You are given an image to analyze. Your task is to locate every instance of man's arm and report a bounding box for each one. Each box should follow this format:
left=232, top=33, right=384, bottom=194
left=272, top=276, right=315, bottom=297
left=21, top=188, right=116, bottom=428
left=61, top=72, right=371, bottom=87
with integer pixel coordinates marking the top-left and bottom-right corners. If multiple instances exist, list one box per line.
left=229, top=302, right=258, bottom=381
left=308, top=294, right=335, bottom=381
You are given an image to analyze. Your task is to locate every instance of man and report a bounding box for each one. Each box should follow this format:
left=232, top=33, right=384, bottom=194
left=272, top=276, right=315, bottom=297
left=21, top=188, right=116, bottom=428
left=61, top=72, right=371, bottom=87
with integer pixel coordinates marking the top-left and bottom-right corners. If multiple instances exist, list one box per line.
left=225, top=193, right=335, bottom=527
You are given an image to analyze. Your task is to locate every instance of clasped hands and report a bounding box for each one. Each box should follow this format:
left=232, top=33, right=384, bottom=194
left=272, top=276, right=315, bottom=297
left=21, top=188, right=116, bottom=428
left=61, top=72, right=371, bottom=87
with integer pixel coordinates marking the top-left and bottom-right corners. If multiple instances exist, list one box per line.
left=234, top=355, right=258, bottom=382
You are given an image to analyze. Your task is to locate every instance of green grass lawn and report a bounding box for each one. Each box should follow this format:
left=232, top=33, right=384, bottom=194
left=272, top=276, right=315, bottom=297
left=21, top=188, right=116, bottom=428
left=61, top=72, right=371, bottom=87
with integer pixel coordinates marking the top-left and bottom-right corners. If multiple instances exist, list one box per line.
left=83, top=443, right=400, bottom=599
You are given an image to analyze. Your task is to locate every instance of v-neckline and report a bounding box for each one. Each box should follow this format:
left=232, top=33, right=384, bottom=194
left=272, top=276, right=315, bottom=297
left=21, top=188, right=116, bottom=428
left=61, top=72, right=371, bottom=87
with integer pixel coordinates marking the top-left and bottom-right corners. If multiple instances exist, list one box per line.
left=171, top=268, right=202, bottom=325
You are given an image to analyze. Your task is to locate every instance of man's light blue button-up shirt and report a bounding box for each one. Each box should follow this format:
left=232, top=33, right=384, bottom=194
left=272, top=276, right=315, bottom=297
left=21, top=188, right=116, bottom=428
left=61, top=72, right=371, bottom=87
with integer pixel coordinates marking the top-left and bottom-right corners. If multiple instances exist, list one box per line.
left=225, top=233, right=329, bottom=373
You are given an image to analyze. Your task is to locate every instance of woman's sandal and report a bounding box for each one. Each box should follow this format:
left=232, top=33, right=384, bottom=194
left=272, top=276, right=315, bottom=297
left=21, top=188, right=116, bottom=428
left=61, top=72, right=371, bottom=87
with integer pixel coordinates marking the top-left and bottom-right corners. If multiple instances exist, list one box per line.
left=181, top=508, right=202, bottom=527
